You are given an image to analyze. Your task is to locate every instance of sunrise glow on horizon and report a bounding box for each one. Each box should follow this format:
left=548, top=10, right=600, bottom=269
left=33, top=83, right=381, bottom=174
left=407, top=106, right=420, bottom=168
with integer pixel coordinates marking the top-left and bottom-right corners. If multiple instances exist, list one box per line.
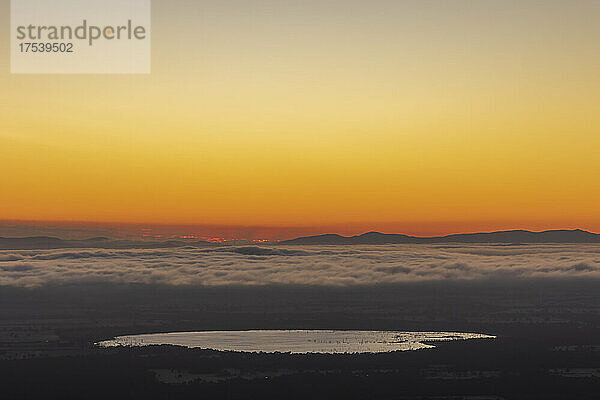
left=2, top=0, right=599, bottom=236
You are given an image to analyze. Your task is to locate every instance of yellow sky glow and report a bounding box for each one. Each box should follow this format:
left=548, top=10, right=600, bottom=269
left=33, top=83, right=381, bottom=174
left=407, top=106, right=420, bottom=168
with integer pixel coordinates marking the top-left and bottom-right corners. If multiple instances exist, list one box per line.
left=1, top=1, right=599, bottom=236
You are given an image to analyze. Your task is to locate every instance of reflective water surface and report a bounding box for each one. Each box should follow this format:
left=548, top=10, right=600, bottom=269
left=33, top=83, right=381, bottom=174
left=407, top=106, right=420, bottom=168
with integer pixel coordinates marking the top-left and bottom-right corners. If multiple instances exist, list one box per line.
left=97, top=330, right=495, bottom=354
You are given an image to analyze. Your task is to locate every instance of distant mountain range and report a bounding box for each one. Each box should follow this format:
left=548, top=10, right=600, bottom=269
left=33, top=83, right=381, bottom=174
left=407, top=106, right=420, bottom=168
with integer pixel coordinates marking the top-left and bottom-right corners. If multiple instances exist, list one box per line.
left=1, top=229, right=599, bottom=250
left=280, top=229, right=600, bottom=245
left=0, top=236, right=211, bottom=250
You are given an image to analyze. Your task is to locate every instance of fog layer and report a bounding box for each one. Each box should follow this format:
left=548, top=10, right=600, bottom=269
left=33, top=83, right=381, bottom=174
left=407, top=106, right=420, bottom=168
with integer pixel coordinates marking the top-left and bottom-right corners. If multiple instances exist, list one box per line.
left=1, top=244, right=600, bottom=287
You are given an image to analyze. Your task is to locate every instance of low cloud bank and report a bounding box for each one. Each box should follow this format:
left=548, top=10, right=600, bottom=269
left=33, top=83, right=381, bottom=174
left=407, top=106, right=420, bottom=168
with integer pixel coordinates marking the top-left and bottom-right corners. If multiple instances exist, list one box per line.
left=1, top=244, right=600, bottom=288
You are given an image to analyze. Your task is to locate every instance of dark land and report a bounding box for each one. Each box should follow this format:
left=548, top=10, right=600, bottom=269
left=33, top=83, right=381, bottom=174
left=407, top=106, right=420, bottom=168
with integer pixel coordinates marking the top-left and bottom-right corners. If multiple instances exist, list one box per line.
left=0, top=236, right=211, bottom=250
left=2, top=229, right=600, bottom=250
left=280, top=229, right=600, bottom=245
left=2, top=279, right=600, bottom=399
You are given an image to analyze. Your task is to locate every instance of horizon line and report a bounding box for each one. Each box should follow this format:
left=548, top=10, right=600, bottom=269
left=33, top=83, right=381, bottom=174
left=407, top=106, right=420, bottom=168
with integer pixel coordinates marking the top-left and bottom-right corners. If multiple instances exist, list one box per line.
left=2, top=227, right=600, bottom=242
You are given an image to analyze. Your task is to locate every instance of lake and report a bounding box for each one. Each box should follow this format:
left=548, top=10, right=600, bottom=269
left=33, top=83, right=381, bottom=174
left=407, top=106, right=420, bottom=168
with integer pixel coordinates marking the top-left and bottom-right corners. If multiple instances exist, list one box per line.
left=97, top=330, right=495, bottom=354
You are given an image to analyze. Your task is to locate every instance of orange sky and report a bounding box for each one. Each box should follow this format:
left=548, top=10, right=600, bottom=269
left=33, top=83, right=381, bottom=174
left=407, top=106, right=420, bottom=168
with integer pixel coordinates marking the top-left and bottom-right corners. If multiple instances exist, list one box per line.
left=1, top=1, right=599, bottom=237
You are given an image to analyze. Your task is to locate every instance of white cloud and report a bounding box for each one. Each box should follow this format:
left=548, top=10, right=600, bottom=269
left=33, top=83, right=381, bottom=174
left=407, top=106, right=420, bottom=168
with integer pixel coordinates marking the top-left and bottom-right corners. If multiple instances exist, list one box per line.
left=0, top=244, right=599, bottom=288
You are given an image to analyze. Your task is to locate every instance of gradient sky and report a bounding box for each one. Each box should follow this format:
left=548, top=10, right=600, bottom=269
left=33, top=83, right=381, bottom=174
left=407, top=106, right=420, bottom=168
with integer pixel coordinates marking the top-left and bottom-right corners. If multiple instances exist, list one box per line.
left=1, top=0, right=599, bottom=238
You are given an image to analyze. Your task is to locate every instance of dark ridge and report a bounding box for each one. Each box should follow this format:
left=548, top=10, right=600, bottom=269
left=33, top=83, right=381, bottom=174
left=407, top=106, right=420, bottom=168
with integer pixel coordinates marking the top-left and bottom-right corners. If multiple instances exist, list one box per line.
left=83, top=237, right=111, bottom=241
left=2, top=229, right=598, bottom=249
left=280, top=229, right=600, bottom=245
left=0, top=236, right=212, bottom=250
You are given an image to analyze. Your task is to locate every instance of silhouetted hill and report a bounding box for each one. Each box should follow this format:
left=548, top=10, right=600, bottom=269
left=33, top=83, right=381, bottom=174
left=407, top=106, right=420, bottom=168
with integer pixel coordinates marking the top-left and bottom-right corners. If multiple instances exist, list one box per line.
left=281, top=229, right=600, bottom=245
left=0, top=236, right=212, bottom=250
